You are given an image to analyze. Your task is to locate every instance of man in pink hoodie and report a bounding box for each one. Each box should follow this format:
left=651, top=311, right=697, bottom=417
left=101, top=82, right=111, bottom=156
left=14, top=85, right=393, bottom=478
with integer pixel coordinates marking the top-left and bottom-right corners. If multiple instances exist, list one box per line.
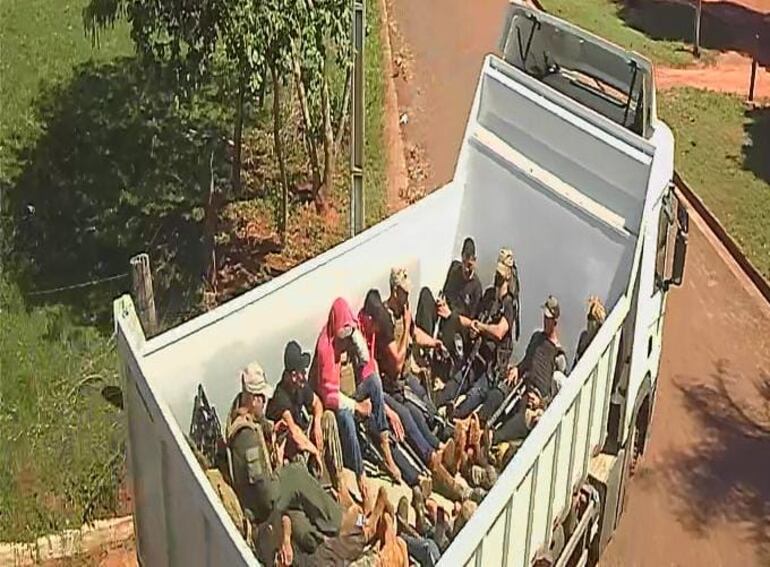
left=312, top=297, right=401, bottom=498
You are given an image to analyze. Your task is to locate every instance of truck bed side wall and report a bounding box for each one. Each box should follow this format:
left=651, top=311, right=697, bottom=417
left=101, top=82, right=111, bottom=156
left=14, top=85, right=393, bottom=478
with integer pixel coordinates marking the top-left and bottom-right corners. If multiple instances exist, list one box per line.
left=440, top=297, right=628, bottom=567
left=456, top=142, right=635, bottom=361
left=116, top=301, right=254, bottom=567
left=477, top=61, right=653, bottom=233
left=141, top=185, right=464, bottom=437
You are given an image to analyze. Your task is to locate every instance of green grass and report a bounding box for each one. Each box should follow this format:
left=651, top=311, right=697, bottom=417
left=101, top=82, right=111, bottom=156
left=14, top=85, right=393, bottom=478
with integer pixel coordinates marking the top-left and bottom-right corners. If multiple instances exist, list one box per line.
left=0, top=0, right=390, bottom=540
left=0, top=0, right=132, bottom=541
left=0, top=278, right=125, bottom=541
left=659, top=88, right=770, bottom=278
left=364, top=0, right=388, bottom=227
left=0, top=0, right=132, bottom=180
left=542, top=0, right=712, bottom=67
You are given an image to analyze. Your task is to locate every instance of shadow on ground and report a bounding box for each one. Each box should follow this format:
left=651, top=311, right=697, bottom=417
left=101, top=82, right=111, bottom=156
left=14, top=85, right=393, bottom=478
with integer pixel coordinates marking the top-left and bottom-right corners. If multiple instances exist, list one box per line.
left=665, top=360, right=770, bottom=556
left=744, top=105, right=770, bottom=185
left=616, top=0, right=770, bottom=65
left=2, top=57, right=233, bottom=327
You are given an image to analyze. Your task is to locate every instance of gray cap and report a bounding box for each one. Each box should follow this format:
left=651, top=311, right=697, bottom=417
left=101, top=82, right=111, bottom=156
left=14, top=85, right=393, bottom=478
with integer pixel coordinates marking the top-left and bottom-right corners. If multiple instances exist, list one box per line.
left=542, top=295, right=560, bottom=320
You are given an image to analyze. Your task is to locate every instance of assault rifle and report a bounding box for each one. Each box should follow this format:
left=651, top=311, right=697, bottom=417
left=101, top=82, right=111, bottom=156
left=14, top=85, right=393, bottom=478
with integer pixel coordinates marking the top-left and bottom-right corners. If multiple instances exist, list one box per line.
left=451, top=311, right=493, bottom=405
left=487, top=379, right=527, bottom=429
left=189, top=384, right=225, bottom=468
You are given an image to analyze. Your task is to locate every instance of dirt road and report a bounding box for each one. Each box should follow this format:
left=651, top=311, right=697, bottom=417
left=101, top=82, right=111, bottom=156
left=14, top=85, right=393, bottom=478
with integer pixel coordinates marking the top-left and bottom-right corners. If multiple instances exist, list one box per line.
left=656, top=52, right=770, bottom=97
left=386, top=0, right=770, bottom=565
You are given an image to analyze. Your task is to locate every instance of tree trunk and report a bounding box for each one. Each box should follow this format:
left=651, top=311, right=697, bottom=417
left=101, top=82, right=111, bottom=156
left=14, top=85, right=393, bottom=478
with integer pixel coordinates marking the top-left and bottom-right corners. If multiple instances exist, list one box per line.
left=319, top=50, right=335, bottom=212
left=290, top=45, right=323, bottom=208
left=334, top=68, right=352, bottom=157
left=271, top=62, right=290, bottom=240
left=203, top=147, right=220, bottom=292
left=232, top=72, right=244, bottom=193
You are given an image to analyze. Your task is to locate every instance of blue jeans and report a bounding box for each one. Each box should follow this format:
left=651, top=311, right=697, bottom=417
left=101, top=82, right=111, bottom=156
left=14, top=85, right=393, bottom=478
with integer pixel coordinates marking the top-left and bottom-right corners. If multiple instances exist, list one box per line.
left=402, top=534, right=441, bottom=567
left=354, top=372, right=388, bottom=433
left=385, top=393, right=437, bottom=465
left=336, top=408, right=363, bottom=476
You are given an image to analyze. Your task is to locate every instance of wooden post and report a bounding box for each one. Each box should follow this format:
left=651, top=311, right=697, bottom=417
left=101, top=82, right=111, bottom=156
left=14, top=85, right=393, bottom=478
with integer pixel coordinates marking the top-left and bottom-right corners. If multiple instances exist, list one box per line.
left=693, top=0, right=702, bottom=58
left=130, top=253, right=158, bottom=336
left=748, top=33, right=759, bottom=102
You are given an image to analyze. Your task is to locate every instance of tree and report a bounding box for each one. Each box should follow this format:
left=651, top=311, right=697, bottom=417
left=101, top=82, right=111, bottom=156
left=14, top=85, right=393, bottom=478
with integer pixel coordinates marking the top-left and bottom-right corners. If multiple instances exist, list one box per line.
left=291, top=0, right=352, bottom=213
left=84, top=0, right=263, bottom=196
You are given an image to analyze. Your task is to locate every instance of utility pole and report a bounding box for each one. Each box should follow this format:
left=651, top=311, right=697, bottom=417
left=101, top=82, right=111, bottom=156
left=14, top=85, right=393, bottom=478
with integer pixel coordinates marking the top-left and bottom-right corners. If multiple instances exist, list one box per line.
left=130, top=253, right=158, bottom=336
left=693, top=0, right=702, bottom=58
left=350, top=0, right=365, bottom=237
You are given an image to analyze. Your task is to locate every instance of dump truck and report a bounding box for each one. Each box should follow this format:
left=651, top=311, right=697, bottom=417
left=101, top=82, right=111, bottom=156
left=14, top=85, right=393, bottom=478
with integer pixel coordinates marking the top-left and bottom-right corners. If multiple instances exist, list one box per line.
left=114, top=5, right=689, bottom=566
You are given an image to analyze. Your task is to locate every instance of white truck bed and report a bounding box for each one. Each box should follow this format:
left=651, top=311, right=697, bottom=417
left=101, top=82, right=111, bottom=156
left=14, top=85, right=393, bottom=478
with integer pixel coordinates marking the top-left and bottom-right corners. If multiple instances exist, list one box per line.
left=115, top=52, right=664, bottom=566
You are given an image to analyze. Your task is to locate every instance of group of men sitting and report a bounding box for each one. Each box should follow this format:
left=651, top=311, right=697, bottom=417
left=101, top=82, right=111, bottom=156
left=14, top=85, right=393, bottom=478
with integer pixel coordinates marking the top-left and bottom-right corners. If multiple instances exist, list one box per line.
left=195, top=237, right=607, bottom=566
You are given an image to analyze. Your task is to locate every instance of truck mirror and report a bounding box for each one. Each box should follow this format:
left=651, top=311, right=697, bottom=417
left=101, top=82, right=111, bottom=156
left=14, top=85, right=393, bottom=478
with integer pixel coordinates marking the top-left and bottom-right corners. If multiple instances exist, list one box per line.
left=676, top=196, right=689, bottom=235
left=664, top=229, right=687, bottom=290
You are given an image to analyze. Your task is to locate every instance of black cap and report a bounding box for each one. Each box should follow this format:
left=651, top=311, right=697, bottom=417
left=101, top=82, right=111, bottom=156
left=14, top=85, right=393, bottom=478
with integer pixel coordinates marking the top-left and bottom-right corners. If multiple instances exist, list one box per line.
left=461, top=237, right=476, bottom=260
left=284, top=340, right=311, bottom=373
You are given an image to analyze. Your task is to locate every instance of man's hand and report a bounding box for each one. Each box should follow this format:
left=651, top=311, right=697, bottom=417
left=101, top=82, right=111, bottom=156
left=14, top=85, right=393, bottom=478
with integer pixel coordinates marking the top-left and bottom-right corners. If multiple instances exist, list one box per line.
left=469, top=320, right=480, bottom=339
left=274, top=435, right=287, bottom=468
left=277, top=515, right=293, bottom=567
left=506, top=365, right=519, bottom=386
left=356, top=398, right=373, bottom=418
left=312, top=421, right=323, bottom=453
left=310, top=449, right=325, bottom=478
left=386, top=406, right=405, bottom=442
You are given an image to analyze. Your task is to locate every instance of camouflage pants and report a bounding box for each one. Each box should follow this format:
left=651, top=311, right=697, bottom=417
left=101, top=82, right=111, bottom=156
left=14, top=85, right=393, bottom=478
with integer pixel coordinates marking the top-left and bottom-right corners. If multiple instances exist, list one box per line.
left=320, top=409, right=345, bottom=480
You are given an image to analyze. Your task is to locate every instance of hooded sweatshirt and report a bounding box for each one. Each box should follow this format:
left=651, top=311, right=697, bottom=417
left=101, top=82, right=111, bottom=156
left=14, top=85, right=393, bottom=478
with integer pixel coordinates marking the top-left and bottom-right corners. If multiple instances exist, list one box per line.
left=313, top=297, right=358, bottom=411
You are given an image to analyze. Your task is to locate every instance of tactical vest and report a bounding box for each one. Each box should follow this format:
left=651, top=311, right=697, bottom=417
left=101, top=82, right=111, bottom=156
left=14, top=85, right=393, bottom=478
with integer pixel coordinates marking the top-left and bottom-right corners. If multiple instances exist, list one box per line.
left=479, top=291, right=516, bottom=379
left=227, top=414, right=273, bottom=486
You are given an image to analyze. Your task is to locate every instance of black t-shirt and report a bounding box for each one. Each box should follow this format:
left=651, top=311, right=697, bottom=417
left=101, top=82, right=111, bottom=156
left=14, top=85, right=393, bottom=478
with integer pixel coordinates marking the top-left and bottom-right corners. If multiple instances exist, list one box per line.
left=442, top=260, right=482, bottom=319
left=518, top=331, right=560, bottom=400
left=266, top=375, right=314, bottom=430
left=477, top=287, right=516, bottom=375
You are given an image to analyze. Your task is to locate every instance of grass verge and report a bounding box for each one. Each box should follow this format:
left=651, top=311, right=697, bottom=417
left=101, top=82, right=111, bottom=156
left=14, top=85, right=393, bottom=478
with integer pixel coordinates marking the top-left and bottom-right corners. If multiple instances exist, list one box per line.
left=0, top=279, right=125, bottom=541
left=541, top=0, right=712, bottom=67
left=659, top=88, right=770, bottom=278
left=364, top=0, right=388, bottom=227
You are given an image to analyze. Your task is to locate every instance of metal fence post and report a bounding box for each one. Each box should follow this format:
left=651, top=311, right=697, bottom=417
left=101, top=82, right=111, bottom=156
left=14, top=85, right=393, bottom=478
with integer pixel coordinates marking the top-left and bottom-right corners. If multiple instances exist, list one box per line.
left=350, top=0, right=366, bottom=236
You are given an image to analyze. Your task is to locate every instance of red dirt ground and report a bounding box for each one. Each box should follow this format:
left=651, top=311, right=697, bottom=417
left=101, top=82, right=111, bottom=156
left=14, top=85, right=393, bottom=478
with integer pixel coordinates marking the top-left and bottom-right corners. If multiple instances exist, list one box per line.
left=657, top=52, right=770, bottom=97
left=386, top=0, right=770, bottom=565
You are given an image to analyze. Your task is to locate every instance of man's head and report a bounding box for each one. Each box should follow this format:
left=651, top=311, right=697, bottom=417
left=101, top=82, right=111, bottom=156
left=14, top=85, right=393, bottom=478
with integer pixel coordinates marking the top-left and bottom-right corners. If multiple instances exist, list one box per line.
left=389, top=266, right=412, bottom=310
left=241, top=361, right=272, bottom=418
left=494, top=248, right=514, bottom=290
left=461, top=237, right=477, bottom=281
left=542, top=295, right=560, bottom=335
left=283, top=340, right=311, bottom=387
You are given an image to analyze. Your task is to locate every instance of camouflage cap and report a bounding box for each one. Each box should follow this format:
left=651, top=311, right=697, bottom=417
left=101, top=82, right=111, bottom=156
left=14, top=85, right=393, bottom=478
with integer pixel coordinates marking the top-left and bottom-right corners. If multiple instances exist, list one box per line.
left=496, top=248, right=514, bottom=280
left=389, top=266, right=412, bottom=293
left=542, top=295, right=560, bottom=320
left=241, top=362, right=273, bottom=398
